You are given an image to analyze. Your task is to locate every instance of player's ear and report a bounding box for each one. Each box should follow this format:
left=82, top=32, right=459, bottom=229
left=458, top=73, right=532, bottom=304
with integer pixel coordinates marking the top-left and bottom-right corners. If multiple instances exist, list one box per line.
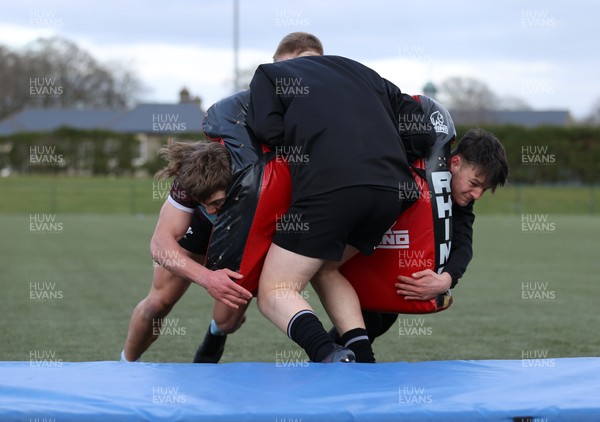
left=450, top=155, right=461, bottom=172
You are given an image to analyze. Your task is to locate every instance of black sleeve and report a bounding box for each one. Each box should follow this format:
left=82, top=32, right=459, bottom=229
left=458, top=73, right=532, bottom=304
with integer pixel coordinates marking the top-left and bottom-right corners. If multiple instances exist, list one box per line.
left=445, top=201, right=475, bottom=288
left=395, top=93, right=436, bottom=164
left=246, top=65, right=285, bottom=148
left=178, top=208, right=214, bottom=256
left=383, top=78, right=403, bottom=116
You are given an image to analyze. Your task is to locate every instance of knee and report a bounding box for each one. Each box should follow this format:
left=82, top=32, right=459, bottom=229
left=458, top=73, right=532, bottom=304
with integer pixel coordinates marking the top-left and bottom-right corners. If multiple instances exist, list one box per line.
left=257, top=277, right=294, bottom=303
left=256, top=290, right=275, bottom=318
left=215, top=314, right=247, bottom=334
left=143, top=294, right=175, bottom=319
left=256, top=291, right=268, bottom=317
left=313, top=264, right=338, bottom=284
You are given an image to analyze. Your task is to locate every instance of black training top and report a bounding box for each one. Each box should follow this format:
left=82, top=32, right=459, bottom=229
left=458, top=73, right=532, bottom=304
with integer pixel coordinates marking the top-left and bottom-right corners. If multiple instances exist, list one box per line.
left=446, top=201, right=475, bottom=288
left=246, top=55, right=416, bottom=203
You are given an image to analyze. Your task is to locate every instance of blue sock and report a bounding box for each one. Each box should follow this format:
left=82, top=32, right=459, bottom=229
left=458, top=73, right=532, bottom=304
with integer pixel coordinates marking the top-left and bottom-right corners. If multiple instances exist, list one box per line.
left=210, top=319, right=225, bottom=336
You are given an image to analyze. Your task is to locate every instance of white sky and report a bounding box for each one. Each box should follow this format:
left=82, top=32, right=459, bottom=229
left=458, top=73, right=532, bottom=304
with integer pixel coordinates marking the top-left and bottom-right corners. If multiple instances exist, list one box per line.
left=1, top=0, right=598, bottom=118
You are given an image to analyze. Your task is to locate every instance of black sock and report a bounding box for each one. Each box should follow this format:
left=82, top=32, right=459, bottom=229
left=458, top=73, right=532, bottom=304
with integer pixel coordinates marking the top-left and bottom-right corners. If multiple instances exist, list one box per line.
left=341, top=328, right=376, bottom=363
left=328, top=326, right=343, bottom=345
left=287, top=310, right=335, bottom=362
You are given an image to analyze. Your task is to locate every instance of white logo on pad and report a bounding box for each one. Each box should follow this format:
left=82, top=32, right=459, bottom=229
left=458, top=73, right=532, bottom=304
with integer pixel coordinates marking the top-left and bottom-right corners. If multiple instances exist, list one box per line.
left=378, top=229, right=409, bottom=249
left=430, top=111, right=449, bottom=134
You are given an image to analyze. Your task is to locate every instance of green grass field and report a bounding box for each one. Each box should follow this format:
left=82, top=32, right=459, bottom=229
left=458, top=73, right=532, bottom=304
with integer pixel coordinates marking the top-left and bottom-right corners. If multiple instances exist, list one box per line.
left=0, top=176, right=599, bottom=215
left=0, top=177, right=599, bottom=363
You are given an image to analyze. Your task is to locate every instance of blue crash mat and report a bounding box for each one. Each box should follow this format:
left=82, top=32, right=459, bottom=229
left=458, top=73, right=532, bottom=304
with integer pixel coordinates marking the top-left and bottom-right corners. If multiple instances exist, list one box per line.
left=0, top=358, right=599, bottom=421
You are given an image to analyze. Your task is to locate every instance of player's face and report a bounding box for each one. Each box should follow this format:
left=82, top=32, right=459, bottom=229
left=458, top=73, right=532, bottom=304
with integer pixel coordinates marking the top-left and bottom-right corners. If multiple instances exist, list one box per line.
left=201, top=190, right=226, bottom=214
left=449, top=155, right=488, bottom=207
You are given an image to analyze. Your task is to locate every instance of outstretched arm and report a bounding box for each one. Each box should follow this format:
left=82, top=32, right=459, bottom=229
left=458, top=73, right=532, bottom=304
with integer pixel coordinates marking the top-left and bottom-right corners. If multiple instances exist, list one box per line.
left=150, top=200, right=252, bottom=309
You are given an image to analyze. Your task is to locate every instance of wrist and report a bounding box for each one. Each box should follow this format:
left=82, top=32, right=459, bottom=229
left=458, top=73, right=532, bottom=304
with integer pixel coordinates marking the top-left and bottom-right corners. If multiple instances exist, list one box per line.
left=441, top=272, right=453, bottom=289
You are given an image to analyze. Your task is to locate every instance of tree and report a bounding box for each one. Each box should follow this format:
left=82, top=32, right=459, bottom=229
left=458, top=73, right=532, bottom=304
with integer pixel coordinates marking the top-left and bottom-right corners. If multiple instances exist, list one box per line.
left=584, top=97, right=600, bottom=126
left=0, top=46, right=28, bottom=119
left=438, top=77, right=499, bottom=111
left=0, top=37, right=143, bottom=119
left=498, top=96, right=533, bottom=111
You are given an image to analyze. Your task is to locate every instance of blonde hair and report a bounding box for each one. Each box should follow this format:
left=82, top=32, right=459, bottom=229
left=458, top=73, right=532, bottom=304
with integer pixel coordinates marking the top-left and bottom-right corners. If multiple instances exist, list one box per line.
left=273, top=32, right=324, bottom=61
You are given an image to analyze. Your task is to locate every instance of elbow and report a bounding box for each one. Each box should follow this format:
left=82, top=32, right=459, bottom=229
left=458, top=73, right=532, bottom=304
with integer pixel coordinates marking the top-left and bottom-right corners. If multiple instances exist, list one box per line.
left=250, top=126, right=284, bottom=148
left=150, top=232, right=164, bottom=263
left=247, top=111, right=285, bottom=148
left=263, top=136, right=285, bottom=148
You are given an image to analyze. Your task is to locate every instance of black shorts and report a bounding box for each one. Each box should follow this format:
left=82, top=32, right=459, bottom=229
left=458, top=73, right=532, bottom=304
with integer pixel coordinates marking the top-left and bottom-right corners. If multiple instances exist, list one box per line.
left=178, top=208, right=214, bottom=255
left=272, top=186, right=404, bottom=261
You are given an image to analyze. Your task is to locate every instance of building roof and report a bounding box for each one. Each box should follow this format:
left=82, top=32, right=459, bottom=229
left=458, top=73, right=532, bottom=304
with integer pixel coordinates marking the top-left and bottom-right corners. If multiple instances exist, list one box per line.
left=0, top=103, right=205, bottom=136
left=109, top=103, right=204, bottom=133
left=0, top=103, right=572, bottom=136
left=0, top=108, right=124, bottom=136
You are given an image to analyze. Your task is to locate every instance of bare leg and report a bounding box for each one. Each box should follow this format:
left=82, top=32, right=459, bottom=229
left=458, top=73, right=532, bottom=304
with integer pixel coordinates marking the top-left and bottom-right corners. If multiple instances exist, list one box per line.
left=212, top=299, right=250, bottom=334
left=311, top=246, right=376, bottom=362
left=257, top=243, right=356, bottom=363
left=123, top=252, right=203, bottom=361
left=257, top=244, right=323, bottom=332
left=311, top=246, right=364, bottom=335
left=192, top=299, right=251, bottom=363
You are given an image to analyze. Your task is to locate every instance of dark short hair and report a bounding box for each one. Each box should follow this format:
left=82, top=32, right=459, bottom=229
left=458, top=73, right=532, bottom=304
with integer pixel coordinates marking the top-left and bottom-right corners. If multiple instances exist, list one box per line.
left=451, top=128, right=509, bottom=192
left=273, top=32, right=324, bottom=61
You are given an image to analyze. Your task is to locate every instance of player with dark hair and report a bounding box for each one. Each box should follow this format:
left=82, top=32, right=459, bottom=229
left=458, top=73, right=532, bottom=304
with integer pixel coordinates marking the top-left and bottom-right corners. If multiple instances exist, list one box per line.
left=330, top=124, right=509, bottom=346
left=395, top=127, right=508, bottom=299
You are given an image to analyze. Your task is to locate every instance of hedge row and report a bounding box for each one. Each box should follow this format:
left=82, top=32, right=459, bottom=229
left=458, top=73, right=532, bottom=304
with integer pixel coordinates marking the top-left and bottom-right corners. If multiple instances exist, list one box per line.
left=456, top=125, right=600, bottom=184
left=0, top=128, right=202, bottom=176
left=1, top=126, right=599, bottom=183
left=2, top=128, right=138, bottom=176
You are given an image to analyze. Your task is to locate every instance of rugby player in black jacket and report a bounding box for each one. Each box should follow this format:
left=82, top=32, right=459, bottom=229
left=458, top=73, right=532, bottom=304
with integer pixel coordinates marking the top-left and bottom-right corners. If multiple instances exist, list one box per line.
left=246, top=55, right=427, bottom=363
